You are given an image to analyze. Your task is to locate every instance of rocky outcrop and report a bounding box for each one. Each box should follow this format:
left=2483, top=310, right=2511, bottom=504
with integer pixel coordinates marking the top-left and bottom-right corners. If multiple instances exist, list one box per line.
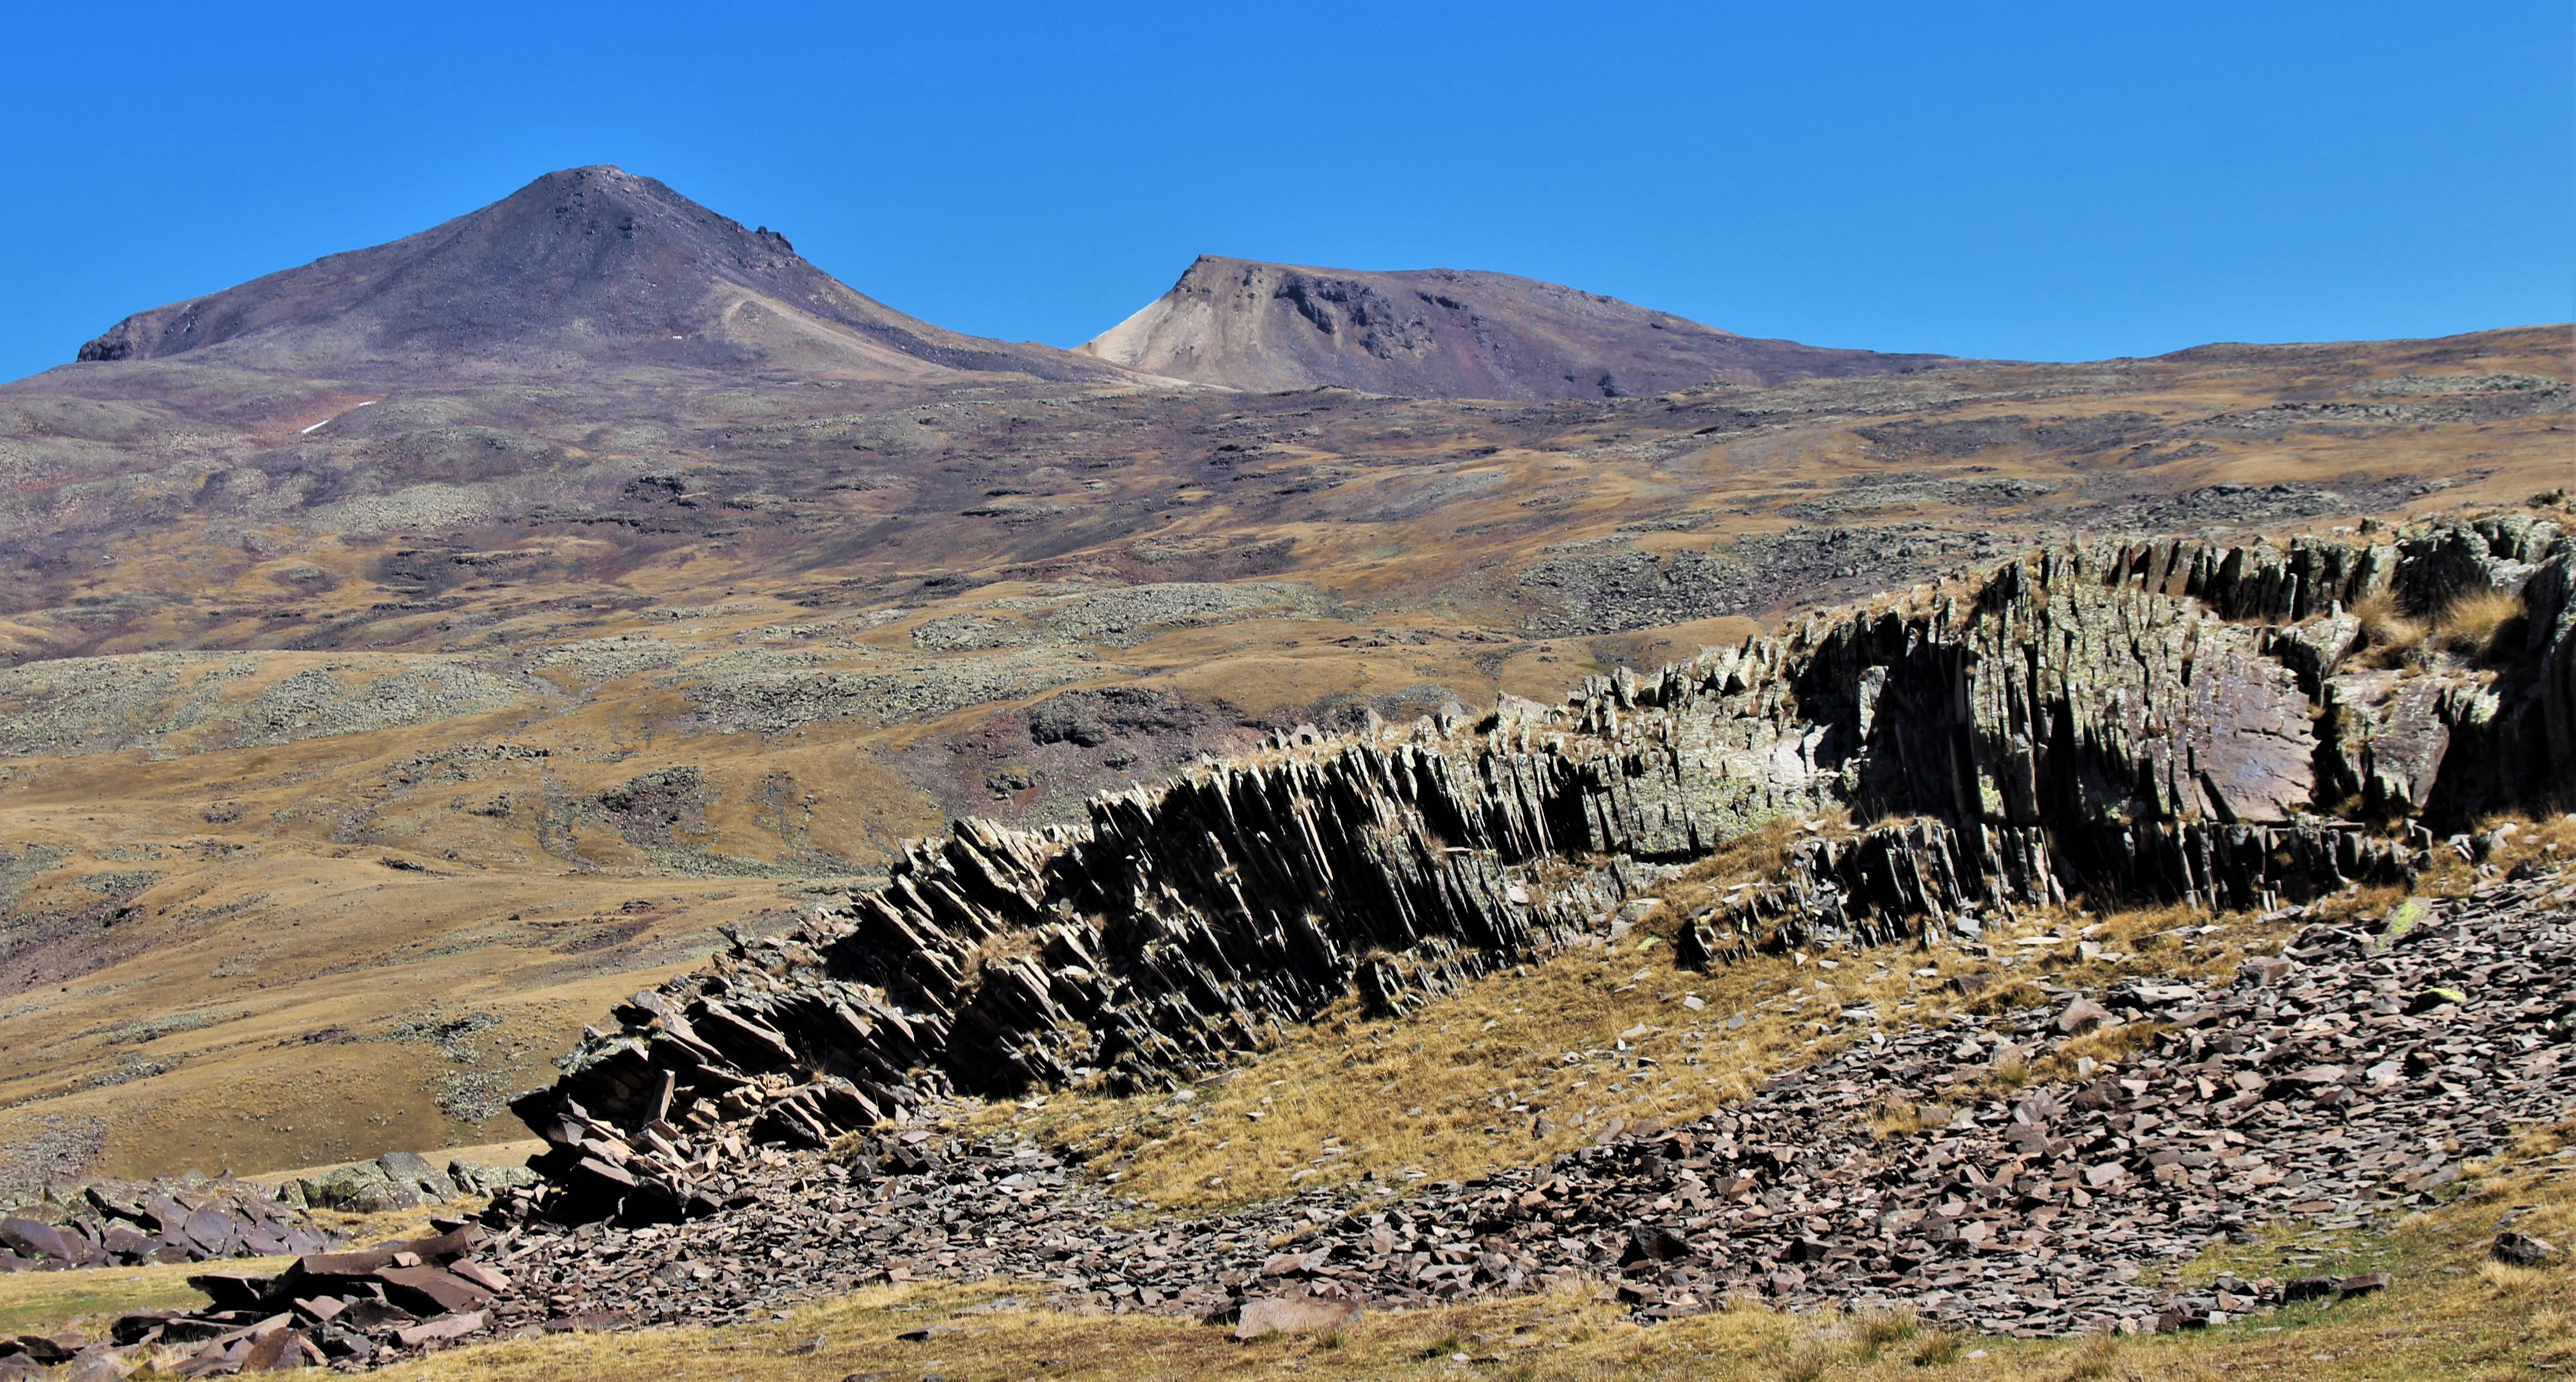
left=507, top=517, right=2573, bottom=1223
left=104, top=864, right=2570, bottom=1372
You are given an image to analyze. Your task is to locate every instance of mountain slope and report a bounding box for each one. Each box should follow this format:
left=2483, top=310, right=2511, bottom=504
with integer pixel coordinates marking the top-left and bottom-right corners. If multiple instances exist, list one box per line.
left=1076, top=254, right=1959, bottom=398
left=75, top=166, right=1120, bottom=380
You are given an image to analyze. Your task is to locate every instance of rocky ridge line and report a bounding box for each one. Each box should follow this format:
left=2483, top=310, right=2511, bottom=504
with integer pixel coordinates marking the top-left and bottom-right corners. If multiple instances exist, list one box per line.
left=501, top=514, right=2569, bottom=1227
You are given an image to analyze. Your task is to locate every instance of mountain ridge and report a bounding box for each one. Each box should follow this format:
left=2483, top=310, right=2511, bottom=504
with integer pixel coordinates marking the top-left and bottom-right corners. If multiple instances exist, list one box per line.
left=73, top=165, right=1124, bottom=382
left=1077, top=253, right=1963, bottom=398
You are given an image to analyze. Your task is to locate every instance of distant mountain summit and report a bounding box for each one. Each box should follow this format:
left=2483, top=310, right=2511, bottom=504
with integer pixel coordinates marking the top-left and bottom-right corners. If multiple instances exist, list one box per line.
left=1078, top=255, right=1956, bottom=399
left=76, top=166, right=1115, bottom=380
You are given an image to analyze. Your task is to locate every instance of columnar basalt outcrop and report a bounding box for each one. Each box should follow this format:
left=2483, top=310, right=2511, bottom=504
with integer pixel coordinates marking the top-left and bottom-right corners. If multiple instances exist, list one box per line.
left=508, top=517, right=2573, bottom=1222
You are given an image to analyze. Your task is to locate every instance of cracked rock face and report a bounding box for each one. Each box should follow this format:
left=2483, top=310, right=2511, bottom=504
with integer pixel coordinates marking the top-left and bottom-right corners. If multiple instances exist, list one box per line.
left=503, top=519, right=2570, bottom=1227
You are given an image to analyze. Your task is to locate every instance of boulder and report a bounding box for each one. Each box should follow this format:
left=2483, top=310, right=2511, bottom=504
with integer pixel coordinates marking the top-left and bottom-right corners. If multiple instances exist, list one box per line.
left=375, top=1153, right=458, bottom=1203
left=297, top=1164, right=418, bottom=1215
left=2494, top=1232, right=2556, bottom=1266
left=2056, top=999, right=2117, bottom=1036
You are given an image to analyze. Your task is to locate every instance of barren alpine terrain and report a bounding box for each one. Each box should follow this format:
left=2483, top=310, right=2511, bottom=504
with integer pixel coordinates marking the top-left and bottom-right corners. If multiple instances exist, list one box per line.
left=0, top=164, right=2567, bottom=1381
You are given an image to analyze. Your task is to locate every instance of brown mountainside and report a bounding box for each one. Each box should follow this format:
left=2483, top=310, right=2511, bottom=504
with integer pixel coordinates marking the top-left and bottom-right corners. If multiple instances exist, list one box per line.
left=75, top=166, right=1121, bottom=381
left=1076, top=254, right=1958, bottom=398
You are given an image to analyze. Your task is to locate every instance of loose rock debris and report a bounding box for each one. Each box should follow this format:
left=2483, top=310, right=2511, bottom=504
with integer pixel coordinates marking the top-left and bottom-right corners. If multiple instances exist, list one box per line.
left=0, top=1154, right=539, bottom=1278
left=43, top=868, right=2570, bottom=1373
left=0, top=1176, right=338, bottom=1274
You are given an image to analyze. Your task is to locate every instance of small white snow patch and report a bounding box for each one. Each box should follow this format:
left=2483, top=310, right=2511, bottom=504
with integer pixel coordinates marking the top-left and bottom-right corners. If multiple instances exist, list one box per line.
left=299, top=400, right=378, bottom=434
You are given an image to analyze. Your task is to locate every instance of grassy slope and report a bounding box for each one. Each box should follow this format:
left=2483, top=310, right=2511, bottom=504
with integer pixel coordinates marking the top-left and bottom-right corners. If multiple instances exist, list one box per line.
left=2, top=327, right=2567, bottom=1178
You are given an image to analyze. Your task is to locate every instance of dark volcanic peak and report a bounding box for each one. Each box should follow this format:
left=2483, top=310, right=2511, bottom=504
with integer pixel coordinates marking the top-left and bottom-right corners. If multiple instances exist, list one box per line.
left=75, top=166, right=1115, bottom=380
left=1077, top=254, right=1960, bottom=398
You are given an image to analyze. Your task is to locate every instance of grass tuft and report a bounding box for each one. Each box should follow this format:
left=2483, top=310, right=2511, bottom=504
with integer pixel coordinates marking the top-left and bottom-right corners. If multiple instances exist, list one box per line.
left=2063, top=1331, right=2121, bottom=1379
left=2438, top=588, right=2528, bottom=659
left=2481, top=1261, right=2550, bottom=1295
left=1855, top=1305, right=1921, bottom=1358
left=2353, top=591, right=2428, bottom=666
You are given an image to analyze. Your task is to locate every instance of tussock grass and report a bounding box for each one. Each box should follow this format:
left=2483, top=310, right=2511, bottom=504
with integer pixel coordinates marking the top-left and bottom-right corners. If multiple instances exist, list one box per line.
left=1911, top=1328, right=1966, bottom=1366
left=2062, top=1332, right=2122, bottom=1380
left=2353, top=591, right=2428, bottom=667
left=1852, top=1305, right=1920, bottom=1358
left=2354, top=585, right=2529, bottom=668
left=986, top=934, right=1894, bottom=1212
left=2438, top=588, right=2529, bottom=659
left=2403, top=810, right=2576, bottom=899
left=1867, top=1096, right=1953, bottom=1140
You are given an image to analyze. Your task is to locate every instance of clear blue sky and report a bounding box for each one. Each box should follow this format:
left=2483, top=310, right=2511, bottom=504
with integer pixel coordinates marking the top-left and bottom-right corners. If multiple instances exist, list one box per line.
left=4, top=2, right=2567, bottom=383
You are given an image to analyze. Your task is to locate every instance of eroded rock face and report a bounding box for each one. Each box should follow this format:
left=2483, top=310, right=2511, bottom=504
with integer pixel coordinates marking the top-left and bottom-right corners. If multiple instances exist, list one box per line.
left=2324, top=671, right=2454, bottom=814
left=508, top=519, right=2572, bottom=1222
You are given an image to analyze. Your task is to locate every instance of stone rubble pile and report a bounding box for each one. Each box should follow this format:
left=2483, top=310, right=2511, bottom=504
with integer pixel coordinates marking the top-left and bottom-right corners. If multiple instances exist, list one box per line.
left=0, top=1174, right=338, bottom=1274
left=0, top=1153, right=541, bottom=1280
left=2, top=1220, right=513, bottom=1377
left=57, top=864, right=2560, bottom=1372
left=512, top=516, right=2571, bottom=1215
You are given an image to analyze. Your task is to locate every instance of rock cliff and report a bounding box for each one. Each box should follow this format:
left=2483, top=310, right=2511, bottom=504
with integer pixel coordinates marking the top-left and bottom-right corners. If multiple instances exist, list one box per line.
left=510, top=514, right=2574, bottom=1223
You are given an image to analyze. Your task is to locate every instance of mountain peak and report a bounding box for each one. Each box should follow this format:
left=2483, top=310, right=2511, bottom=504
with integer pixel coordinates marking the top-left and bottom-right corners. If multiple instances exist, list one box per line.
left=1078, top=256, right=1957, bottom=398
left=74, top=167, right=1112, bottom=380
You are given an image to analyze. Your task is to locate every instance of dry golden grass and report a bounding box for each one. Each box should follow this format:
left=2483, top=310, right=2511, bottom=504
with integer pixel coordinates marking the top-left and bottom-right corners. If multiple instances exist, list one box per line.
left=0, top=1258, right=290, bottom=1337
left=2399, top=810, right=2576, bottom=899
left=2352, top=591, right=2428, bottom=667
left=981, top=873, right=2303, bottom=1216
left=2438, top=588, right=2530, bottom=658
left=983, top=935, right=1870, bottom=1213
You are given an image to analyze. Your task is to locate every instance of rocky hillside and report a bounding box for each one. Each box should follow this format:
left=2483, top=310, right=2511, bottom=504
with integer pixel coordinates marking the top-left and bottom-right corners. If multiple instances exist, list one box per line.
left=1076, top=255, right=1957, bottom=398
left=510, top=512, right=2571, bottom=1221
left=19, top=514, right=2569, bottom=1374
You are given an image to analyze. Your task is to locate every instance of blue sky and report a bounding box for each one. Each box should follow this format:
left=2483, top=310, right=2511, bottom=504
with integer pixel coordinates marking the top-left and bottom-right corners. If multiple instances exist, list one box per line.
left=3, top=2, right=2566, bottom=382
